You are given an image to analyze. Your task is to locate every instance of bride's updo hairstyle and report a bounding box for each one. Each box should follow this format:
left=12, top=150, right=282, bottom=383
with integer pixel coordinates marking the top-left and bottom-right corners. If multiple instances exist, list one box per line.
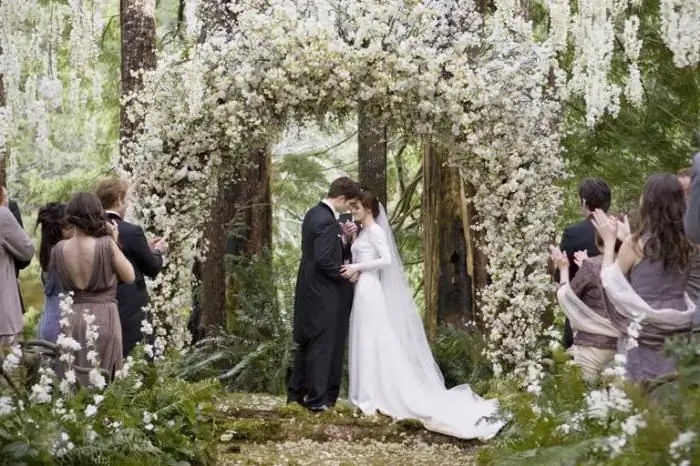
left=358, top=189, right=380, bottom=218
left=65, top=192, right=109, bottom=238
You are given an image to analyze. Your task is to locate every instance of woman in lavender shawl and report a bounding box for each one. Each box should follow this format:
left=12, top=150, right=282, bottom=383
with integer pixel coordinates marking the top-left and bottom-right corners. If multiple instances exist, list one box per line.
left=593, top=174, right=696, bottom=383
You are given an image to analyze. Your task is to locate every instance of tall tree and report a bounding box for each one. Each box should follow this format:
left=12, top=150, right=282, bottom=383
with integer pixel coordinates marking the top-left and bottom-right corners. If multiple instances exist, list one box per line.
left=119, top=0, right=157, bottom=169
left=422, top=142, right=484, bottom=339
left=196, top=6, right=274, bottom=334
left=357, top=102, right=387, bottom=204
left=199, top=147, right=273, bottom=333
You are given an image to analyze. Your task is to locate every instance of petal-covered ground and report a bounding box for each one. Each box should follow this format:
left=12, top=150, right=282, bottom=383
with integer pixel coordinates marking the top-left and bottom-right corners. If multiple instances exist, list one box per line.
left=216, top=393, right=479, bottom=465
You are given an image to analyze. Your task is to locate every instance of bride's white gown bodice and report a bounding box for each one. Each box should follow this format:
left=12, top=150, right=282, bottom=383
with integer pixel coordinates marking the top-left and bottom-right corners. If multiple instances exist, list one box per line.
left=348, top=223, right=503, bottom=440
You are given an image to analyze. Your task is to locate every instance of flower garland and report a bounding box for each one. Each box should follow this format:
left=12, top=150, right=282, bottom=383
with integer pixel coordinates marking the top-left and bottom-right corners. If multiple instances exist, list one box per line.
left=0, top=0, right=107, bottom=192
left=122, top=0, right=700, bottom=372
left=122, top=0, right=564, bottom=370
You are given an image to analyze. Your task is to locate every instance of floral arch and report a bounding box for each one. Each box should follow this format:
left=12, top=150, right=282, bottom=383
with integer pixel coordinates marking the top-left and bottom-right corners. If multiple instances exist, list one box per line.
left=123, top=0, right=564, bottom=377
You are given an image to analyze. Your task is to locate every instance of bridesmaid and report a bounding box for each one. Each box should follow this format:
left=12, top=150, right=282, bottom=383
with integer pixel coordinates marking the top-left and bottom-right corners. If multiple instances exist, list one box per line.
left=36, top=203, right=70, bottom=342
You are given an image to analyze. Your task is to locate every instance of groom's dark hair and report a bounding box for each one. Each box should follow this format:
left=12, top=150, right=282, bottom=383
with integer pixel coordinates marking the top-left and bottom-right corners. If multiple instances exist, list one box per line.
left=328, top=176, right=361, bottom=199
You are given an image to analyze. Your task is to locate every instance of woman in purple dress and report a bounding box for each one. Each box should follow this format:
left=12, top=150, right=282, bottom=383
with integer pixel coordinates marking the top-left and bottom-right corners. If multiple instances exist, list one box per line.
left=36, top=203, right=69, bottom=342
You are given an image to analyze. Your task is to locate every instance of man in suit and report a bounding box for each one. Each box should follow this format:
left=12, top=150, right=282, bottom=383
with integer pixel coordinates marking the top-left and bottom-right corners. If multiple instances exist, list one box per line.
left=558, top=177, right=612, bottom=349
left=1, top=187, right=29, bottom=313
left=287, top=176, right=362, bottom=412
left=95, top=177, right=168, bottom=357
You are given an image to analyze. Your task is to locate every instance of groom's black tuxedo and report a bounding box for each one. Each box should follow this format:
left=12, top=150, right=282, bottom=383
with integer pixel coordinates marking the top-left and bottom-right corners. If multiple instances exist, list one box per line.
left=288, top=202, right=353, bottom=409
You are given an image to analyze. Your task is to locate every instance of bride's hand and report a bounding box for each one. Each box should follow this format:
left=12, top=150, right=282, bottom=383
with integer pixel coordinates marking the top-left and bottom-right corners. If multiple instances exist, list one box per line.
left=349, top=272, right=360, bottom=283
left=340, top=264, right=357, bottom=279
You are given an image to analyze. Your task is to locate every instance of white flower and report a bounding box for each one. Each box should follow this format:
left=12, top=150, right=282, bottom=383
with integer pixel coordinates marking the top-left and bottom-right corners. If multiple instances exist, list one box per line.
left=2, top=345, right=22, bottom=373
left=85, top=404, right=98, bottom=417
left=0, top=396, right=14, bottom=416
left=88, top=369, right=107, bottom=390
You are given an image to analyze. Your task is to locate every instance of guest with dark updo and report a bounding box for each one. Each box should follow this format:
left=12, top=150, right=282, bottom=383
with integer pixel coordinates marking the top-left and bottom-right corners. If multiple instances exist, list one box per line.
left=36, top=203, right=71, bottom=342
left=50, top=192, right=135, bottom=383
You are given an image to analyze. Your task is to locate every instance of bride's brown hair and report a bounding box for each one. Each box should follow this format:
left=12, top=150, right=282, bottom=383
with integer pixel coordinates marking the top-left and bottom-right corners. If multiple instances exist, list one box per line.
left=358, top=189, right=380, bottom=217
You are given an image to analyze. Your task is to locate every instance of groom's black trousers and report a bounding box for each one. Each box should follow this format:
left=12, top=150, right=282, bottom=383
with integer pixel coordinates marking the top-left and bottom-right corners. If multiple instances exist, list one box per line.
left=287, top=282, right=353, bottom=408
left=327, top=282, right=354, bottom=405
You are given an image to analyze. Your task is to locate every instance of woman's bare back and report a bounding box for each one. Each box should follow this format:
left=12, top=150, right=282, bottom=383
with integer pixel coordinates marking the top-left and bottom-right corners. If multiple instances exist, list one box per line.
left=60, top=237, right=101, bottom=290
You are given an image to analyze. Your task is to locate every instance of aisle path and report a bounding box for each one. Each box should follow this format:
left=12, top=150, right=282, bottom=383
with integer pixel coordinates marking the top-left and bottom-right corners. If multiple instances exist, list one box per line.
left=216, top=393, right=480, bottom=465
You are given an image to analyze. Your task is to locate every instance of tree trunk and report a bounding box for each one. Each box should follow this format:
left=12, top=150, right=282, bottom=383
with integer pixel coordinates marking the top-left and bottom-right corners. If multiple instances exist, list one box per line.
left=199, top=147, right=273, bottom=333
left=462, top=179, right=489, bottom=328
left=422, top=141, right=479, bottom=340
left=357, top=101, right=387, bottom=204
left=119, top=0, right=157, bottom=168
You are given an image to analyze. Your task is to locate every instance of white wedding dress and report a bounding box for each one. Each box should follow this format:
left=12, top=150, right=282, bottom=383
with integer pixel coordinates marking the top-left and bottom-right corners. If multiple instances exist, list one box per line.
left=348, top=205, right=504, bottom=440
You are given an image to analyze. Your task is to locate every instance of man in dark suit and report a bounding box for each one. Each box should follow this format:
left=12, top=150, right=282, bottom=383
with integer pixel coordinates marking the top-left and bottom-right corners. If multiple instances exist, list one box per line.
left=96, top=177, right=168, bottom=357
left=558, top=177, right=612, bottom=348
left=287, top=176, right=361, bottom=412
left=2, top=187, right=29, bottom=313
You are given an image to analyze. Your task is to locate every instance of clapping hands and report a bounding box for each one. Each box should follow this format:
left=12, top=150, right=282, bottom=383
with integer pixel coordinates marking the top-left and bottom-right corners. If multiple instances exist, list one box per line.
left=591, top=209, right=629, bottom=244
left=573, top=250, right=589, bottom=267
left=549, top=245, right=569, bottom=270
left=149, top=237, right=169, bottom=254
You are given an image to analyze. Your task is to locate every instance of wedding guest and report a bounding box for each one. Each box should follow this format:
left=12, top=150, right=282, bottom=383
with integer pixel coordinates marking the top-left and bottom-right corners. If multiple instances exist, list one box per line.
left=594, top=174, right=695, bottom=383
left=95, top=177, right=167, bottom=357
left=2, top=187, right=29, bottom=313
left=36, top=203, right=70, bottom=342
left=551, top=218, right=626, bottom=380
left=0, top=187, right=35, bottom=346
left=50, top=192, right=134, bottom=381
left=558, top=178, right=612, bottom=349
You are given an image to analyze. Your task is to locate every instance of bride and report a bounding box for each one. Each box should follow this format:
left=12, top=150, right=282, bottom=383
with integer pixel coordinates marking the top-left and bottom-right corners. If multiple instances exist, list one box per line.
left=339, top=190, right=504, bottom=440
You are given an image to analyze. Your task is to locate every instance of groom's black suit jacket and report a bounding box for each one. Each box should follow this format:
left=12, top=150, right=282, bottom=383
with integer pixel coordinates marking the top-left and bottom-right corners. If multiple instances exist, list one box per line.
left=107, top=212, right=164, bottom=356
left=293, top=202, right=350, bottom=343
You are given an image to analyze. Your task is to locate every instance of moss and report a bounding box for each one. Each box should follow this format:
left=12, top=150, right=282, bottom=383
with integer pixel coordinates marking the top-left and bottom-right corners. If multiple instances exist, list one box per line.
left=221, top=419, right=284, bottom=442
left=395, top=419, right=425, bottom=431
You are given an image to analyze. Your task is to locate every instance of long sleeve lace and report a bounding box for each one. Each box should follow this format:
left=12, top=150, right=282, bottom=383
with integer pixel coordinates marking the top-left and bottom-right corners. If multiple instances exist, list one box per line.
left=353, top=224, right=392, bottom=272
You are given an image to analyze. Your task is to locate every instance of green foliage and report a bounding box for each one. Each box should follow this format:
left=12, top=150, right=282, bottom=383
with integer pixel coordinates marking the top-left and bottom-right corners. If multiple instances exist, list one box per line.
left=431, top=325, right=492, bottom=393
left=181, top=251, right=293, bottom=394
left=0, top=351, right=220, bottom=466
left=477, top=340, right=700, bottom=466
left=559, top=0, right=700, bottom=227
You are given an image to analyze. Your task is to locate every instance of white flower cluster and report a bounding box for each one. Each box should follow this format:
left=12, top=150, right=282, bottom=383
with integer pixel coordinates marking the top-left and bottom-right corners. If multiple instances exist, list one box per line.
left=669, top=431, right=696, bottom=466
left=0, top=0, right=108, bottom=184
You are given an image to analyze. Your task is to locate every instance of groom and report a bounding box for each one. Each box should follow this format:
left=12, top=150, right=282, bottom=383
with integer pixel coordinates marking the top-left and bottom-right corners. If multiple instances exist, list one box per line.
left=287, top=176, right=362, bottom=412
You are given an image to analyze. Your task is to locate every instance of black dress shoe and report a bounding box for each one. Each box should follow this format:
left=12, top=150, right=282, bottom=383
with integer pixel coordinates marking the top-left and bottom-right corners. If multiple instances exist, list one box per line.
left=307, top=404, right=329, bottom=412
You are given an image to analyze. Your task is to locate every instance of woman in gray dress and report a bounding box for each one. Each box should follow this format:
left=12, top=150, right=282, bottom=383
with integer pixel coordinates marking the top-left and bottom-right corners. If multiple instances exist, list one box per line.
left=50, top=192, right=135, bottom=382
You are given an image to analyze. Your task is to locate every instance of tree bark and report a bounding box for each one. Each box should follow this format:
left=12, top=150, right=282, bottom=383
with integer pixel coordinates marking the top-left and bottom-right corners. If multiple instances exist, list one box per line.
left=357, top=101, right=387, bottom=204
left=199, top=147, right=273, bottom=333
left=422, top=141, right=482, bottom=339
left=119, top=0, right=157, bottom=168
